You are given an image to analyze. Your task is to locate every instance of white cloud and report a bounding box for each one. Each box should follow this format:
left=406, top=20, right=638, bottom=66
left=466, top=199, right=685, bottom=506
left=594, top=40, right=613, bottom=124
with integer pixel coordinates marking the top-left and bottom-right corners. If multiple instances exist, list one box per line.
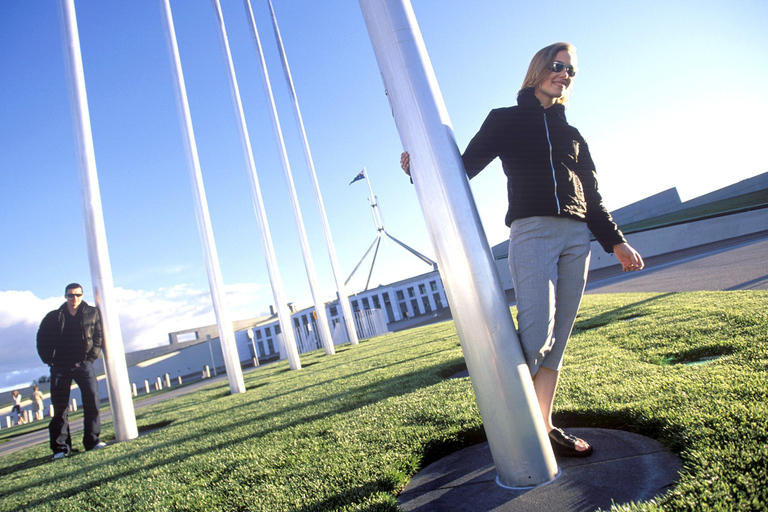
left=0, top=283, right=267, bottom=392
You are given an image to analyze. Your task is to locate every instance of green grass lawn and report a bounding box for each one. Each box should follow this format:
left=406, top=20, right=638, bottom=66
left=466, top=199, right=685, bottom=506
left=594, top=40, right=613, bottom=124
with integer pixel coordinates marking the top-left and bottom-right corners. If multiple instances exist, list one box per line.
left=0, top=292, right=765, bottom=511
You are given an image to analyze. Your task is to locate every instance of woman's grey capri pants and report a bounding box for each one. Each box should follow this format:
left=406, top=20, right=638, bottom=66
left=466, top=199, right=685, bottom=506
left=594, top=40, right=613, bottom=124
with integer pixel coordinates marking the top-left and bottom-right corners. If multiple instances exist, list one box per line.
left=508, top=216, right=591, bottom=375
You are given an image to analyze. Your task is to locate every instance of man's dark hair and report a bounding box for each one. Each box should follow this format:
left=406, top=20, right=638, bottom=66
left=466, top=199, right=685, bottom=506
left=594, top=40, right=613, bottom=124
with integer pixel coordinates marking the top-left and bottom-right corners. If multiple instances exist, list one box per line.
left=65, top=283, right=83, bottom=294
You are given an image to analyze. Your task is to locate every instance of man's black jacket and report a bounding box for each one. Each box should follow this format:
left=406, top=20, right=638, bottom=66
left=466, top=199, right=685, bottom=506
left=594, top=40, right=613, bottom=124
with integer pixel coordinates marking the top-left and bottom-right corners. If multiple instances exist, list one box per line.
left=36, top=302, right=103, bottom=366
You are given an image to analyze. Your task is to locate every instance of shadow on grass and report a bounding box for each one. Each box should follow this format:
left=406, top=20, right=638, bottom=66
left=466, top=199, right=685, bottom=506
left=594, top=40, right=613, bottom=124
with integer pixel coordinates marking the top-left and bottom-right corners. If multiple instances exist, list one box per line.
left=295, top=479, right=401, bottom=512
left=3, top=354, right=469, bottom=508
left=573, top=292, right=676, bottom=332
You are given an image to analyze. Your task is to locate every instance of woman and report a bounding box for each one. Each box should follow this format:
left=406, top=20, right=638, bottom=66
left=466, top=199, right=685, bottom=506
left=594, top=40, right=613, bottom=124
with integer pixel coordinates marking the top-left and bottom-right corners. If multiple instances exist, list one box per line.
left=33, top=385, right=45, bottom=421
left=11, top=390, right=25, bottom=425
left=401, top=42, right=644, bottom=456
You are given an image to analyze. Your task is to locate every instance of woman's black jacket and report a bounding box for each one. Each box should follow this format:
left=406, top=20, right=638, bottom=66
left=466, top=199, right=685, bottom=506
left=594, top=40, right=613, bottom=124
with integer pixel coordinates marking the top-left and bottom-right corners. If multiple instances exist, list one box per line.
left=462, top=87, right=626, bottom=253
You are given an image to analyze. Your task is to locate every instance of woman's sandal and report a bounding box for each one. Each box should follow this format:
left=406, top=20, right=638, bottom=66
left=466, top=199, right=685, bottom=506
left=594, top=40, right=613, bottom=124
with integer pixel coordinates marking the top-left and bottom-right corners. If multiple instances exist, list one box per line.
left=548, top=428, right=593, bottom=457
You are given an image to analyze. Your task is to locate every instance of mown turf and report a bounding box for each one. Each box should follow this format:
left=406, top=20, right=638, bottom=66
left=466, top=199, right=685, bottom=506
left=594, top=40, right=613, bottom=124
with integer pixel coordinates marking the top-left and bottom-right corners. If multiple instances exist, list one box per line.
left=0, top=291, right=765, bottom=511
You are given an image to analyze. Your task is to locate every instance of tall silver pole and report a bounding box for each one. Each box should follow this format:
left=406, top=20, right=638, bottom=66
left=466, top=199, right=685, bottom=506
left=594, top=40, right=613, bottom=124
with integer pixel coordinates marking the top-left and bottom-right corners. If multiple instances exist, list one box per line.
left=358, top=0, right=558, bottom=488
left=207, top=0, right=302, bottom=370
left=159, top=0, right=248, bottom=391
left=240, top=0, right=334, bottom=356
left=58, top=0, right=138, bottom=442
left=266, top=0, right=359, bottom=346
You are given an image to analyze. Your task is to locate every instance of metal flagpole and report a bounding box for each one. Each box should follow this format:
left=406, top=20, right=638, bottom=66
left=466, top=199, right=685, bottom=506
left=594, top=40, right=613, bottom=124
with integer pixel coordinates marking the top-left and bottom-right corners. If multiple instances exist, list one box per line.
left=240, top=0, right=334, bottom=356
left=58, top=0, right=138, bottom=442
left=347, top=167, right=437, bottom=290
left=207, top=0, right=302, bottom=370
left=358, top=0, right=558, bottom=488
left=159, top=0, right=249, bottom=390
left=362, top=168, right=385, bottom=233
left=266, top=0, right=359, bottom=346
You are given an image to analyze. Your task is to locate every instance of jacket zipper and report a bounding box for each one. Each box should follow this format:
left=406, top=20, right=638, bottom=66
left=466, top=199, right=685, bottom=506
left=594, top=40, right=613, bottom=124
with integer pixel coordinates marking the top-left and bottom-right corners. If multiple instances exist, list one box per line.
left=543, top=113, right=561, bottom=214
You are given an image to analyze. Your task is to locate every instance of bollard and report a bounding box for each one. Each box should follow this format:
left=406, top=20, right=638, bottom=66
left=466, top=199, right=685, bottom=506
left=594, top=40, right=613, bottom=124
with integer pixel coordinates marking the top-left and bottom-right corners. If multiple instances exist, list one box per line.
left=204, top=365, right=211, bottom=379
left=144, top=380, right=150, bottom=394
left=71, top=398, right=77, bottom=412
left=156, top=377, right=163, bottom=390
left=164, top=374, right=171, bottom=388
left=178, top=376, right=182, bottom=386
left=4, top=416, right=11, bottom=428
left=132, top=383, right=137, bottom=397
left=49, top=404, right=54, bottom=417
left=26, top=410, right=33, bottom=423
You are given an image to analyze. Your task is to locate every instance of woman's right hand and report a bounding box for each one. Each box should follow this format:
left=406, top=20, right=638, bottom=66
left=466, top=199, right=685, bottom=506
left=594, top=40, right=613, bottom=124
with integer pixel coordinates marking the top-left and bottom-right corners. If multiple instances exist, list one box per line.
left=400, top=151, right=411, bottom=176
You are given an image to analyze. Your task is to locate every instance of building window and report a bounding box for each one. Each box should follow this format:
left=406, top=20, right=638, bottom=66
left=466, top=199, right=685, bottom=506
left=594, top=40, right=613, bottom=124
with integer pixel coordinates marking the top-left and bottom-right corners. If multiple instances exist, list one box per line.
left=293, top=317, right=301, bottom=329
left=433, top=293, right=443, bottom=309
left=408, top=287, right=415, bottom=298
left=410, top=298, right=421, bottom=316
left=430, top=280, right=438, bottom=292
left=351, top=299, right=360, bottom=312
left=396, top=290, right=405, bottom=301
left=275, top=324, right=281, bottom=335
left=362, top=297, right=370, bottom=310
left=419, top=283, right=426, bottom=295
left=422, top=296, right=432, bottom=313
left=329, top=305, right=338, bottom=317
left=255, top=330, right=263, bottom=340
left=383, top=292, right=395, bottom=323
left=267, top=338, right=275, bottom=354
left=257, top=341, right=265, bottom=356
left=265, top=327, right=272, bottom=337
left=372, top=295, right=381, bottom=309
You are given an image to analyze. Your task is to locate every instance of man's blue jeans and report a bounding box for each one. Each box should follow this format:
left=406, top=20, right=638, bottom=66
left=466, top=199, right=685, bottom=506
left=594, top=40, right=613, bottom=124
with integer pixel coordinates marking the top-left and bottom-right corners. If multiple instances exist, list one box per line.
left=49, top=361, right=101, bottom=454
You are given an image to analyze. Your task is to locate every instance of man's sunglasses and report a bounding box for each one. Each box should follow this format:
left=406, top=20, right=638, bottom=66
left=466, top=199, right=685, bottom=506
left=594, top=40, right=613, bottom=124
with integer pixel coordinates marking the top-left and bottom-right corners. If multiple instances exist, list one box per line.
left=66, top=293, right=83, bottom=298
left=550, top=61, right=576, bottom=77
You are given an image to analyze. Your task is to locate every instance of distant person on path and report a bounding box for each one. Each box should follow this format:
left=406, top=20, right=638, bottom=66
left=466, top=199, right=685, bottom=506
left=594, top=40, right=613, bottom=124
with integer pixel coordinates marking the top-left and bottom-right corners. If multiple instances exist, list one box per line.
left=11, top=390, right=25, bottom=425
left=401, top=43, right=644, bottom=457
left=32, top=385, right=44, bottom=420
left=36, top=283, right=106, bottom=459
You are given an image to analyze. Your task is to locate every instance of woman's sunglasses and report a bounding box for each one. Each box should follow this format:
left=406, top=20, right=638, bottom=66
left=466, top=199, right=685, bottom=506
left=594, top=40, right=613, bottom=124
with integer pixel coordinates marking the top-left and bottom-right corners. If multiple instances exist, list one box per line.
left=550, top=61, right=576, bottom=77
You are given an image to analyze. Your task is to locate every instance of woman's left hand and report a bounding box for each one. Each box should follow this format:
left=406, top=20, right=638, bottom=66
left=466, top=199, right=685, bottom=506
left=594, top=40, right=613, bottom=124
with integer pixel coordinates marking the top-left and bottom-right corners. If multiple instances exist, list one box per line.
left=613, top=242, right=644, bottom=272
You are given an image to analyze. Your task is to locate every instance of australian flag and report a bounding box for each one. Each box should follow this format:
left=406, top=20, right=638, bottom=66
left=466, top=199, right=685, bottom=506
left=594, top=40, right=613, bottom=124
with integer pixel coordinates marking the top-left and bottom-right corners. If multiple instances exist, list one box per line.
left=349, top=170, right=365, bottom=185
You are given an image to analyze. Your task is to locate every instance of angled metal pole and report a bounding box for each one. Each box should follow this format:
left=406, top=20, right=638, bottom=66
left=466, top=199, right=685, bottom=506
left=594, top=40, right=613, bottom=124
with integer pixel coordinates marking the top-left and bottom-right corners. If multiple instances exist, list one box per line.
left=159, top=0, right=249, bottom=390
left=59, top=0, right=138, bottom=442
left=384, top=231, right=437, bottom=269
left=241, top=0, right=334, bottom=356
left=364, top=235, right=383, bottom=291
left=266, top=0, right=358, bottom=346
left=207, top=0, right=301, bottom=370
left=359, top=0, right=558, bottom=488
left=344, top=233, right=380, bottom=286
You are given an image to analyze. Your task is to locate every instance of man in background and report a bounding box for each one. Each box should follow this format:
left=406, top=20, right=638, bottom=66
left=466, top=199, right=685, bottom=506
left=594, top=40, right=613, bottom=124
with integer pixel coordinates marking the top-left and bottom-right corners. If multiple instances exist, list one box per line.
left=36, top=283, right=106, bottom=460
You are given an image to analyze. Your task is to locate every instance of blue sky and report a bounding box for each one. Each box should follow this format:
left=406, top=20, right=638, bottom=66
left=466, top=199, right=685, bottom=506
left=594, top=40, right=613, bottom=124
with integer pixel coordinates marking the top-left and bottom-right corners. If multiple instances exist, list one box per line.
left=2, top=0, right=766, bottom=392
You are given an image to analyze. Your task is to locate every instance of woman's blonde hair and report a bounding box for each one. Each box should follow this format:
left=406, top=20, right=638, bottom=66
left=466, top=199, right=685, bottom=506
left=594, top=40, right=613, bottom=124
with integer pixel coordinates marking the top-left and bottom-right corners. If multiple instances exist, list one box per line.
left=519, top=42, right=577, bottom=107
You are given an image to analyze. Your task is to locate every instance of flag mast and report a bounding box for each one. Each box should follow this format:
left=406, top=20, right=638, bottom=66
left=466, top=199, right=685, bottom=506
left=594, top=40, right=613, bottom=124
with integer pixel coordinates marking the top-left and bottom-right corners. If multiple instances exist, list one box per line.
left=241, top=0, right=336, bottom=355
left=266, top=0, right=359, bottom=346
left=347, top=168, right=436, bottom=291
left=59, top=0, right=139, bottom=441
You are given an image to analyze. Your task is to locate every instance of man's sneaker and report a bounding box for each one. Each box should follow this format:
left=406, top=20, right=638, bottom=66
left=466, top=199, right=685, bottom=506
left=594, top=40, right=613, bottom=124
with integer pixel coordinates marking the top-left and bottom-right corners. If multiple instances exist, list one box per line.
left=53, top=451, right=67, bottom=460
left=89, top=442, right=107, bottom=451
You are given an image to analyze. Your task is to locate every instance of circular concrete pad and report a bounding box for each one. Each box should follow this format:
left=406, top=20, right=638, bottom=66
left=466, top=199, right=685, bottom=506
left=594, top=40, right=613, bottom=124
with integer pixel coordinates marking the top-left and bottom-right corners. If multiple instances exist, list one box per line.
left=398, top=428, right=682, bottom=512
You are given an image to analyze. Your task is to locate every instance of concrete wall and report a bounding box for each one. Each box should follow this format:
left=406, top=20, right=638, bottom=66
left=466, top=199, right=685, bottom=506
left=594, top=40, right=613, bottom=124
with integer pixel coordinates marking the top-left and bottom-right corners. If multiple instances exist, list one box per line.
left=588, top=208, right=768, bottom=271
left=493, top=208, right=768, bottom=292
